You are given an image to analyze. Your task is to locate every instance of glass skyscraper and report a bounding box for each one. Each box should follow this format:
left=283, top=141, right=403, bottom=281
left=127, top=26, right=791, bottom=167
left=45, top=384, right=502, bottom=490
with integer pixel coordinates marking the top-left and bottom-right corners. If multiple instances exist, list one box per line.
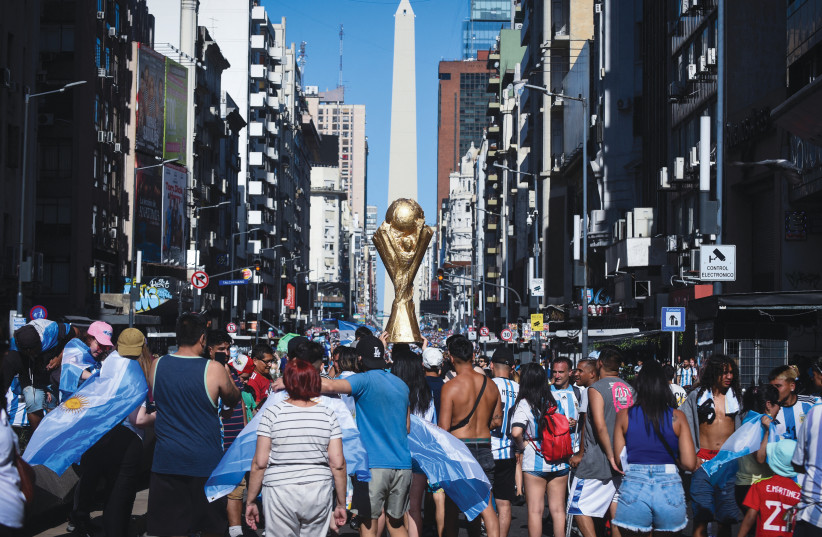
left=462, top=0, right=511, bottom=59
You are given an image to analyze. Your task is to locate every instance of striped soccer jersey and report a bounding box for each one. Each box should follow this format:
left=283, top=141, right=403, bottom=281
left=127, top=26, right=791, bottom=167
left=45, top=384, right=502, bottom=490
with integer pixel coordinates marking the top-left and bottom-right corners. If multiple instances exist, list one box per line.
left=551, top=384, right=581, bottom=452
left=512, top=399, right=570, bottom=473
left=491, top=378, right=519, bottom=460
left=773, top=394, right=820, bottom=441
left=791, top=403, right=822, bottom=529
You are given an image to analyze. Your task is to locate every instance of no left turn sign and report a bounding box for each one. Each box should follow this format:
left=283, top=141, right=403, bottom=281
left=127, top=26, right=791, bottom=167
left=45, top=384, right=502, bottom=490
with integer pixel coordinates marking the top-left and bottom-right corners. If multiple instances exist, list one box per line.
left=191, top=270, right=209, bottom=289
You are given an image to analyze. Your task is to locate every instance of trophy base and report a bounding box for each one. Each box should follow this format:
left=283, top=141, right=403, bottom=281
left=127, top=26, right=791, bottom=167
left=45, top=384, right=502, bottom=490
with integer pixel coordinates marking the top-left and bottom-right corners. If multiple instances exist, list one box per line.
left=384, top=301, right=422, bottom=344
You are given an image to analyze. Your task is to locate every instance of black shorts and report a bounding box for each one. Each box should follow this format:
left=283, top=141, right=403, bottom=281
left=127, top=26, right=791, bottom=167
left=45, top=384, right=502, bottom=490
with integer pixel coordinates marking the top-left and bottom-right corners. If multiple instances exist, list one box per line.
left=463, top=441, right=495, bottom=488
left=493, top=458, right=517, bottom=501
left=147, top=472, right=227, bottom=536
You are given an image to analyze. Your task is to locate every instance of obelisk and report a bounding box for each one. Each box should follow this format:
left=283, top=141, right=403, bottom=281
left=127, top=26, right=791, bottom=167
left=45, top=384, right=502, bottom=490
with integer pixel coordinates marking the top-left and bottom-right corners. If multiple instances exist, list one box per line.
left=384, top=0, right=419, bottom=326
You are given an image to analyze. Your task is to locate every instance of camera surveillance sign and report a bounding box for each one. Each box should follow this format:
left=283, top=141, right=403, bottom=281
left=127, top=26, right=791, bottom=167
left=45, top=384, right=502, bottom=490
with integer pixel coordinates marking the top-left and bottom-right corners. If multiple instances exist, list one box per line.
left=700, top=245, right=736, bottom=281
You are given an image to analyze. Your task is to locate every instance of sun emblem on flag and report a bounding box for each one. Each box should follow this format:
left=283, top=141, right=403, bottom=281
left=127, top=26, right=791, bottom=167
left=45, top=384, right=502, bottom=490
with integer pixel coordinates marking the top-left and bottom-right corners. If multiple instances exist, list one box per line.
left=62, top=395, right=89, bottom=414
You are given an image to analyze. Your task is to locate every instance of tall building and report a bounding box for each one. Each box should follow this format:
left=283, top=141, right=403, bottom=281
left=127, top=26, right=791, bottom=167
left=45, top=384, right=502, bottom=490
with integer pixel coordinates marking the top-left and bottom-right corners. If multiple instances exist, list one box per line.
left=436, top=51, right=495, bottom=218
left=364, top=205, right=379, bottom=321
left=308, top=135, right=343, bottom=284
left=305, top=87, right=368, bottom=226
left=462, top=0, right=511, bottom=60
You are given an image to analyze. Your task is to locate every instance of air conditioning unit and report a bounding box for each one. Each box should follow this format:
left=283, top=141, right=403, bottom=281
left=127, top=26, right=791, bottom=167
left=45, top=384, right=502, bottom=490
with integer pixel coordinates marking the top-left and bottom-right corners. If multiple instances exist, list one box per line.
left=108, top=27, right=117, bottom=37
left=106, top=131, right=115, bottom=143
left=698, top=55, right=708, bottom=73
left=97, top=130, right=107, bottom=143
left=659, top=166, right=670, bottom=189
left=96, top=11, right=105, bottom=20
left=120, top=34, right=129, bottom=43
left=594, top=3, right=602, bottom=13
left=681, top=0, right=690, bottom=14
left=688, top=63, right=697, bottom=80
left=674, top=157, right=685, bottom=180
left=707, top=47, right=717, bottom=66
left=97, top=68, right=108, bottom=78
left=689, top=146, right=699, bottom=167
left=2, top=67, right=10, bottom=87
left=667, top=235, right=679, bottom=252
left=113, top=143, right=122, bottom=153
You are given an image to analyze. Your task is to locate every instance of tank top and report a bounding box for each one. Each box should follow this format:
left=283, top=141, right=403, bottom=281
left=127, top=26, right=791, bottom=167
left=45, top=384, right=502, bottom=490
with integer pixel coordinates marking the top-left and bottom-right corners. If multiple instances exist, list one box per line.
left=576, top=376, right=635, bottom=479
left=626, top=406, right=678, bottom=465
left=152, top=354, right=223, bottom=477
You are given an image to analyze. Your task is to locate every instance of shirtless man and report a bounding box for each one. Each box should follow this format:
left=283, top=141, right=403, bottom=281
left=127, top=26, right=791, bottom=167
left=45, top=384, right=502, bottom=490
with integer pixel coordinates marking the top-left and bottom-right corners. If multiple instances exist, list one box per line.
left=681, top=355, right=742, bottom=537
left=439, top=335, right=503, bottom=537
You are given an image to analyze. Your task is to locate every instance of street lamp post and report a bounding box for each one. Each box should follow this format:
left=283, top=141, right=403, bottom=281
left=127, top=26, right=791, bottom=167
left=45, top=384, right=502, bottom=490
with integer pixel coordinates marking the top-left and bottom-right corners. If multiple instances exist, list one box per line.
left=515, top=82, right=589, bottom=359
left=192, top=200, right=229, bottom=312
left=17, top=80, right=87, bottom=315
left=129, top=157, right=176, bottom=328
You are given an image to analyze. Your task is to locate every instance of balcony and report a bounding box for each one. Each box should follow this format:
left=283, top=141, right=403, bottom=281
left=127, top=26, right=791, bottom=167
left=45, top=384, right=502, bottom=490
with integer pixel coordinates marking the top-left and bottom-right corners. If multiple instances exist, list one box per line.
left=268, top=71, right=282, bottom=86
left=266, top=172, right=277, bottom=185
left=267, top=147, right=279, bottom=161
left=487, top=101, right=501, bottom=116
left=267, top=96, right=278, bottom=108
left=487, top=125, right=500, bottom=137
left=250, top=64, right=267, bottom=79
left=248, top=152, right=264, bottom=167
left=249, top=92, right=265, bottom=108
left=486, top=173, right=498, bottom=183
left=267, top=122, right=279, bottom=135
left=487, top=271, right=500, bottom=278
left=250, top=35, right=266, bottom=50
left=487, top=247, right=498, bottom=254
left=487, top=198, right=498, bottom=207
left=248, top=210, right=263, bottom=225
left=266, top=198, right=276, bottom=211
left=248, top=121, right=265, bottom=137
left=268, top=46, right=283, bottom=61
left=248, top=181, right=264, bottom=196
left=487, top=76, right=500, bottom=93
left=251, top=6, right=266, bottom=20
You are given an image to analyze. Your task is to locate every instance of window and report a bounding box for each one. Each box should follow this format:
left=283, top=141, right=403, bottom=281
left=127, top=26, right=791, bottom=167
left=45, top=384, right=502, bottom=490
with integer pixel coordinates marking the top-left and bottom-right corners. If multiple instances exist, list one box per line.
left=93, top=150, right=100, bottom=188
left=35, top=198, right=71, bottom=224
left=43, top=260, right=70, bottom=295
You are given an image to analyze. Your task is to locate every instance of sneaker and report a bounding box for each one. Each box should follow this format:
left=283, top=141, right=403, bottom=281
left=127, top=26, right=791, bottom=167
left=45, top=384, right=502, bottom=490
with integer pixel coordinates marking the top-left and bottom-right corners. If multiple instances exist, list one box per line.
left=65, top=522, right=76, bottom=532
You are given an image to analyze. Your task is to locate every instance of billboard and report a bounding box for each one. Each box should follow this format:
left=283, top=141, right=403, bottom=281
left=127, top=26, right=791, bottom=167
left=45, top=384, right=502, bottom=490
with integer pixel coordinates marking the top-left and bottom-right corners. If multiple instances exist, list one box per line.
left=285, top=284, right=296, bottom=309
left=163, top=58, right=188, bottom=167
left=136, top=46, right=166, bottom=157
left=162, top=165, right=187, bottom=266
left=135, top=158, right=163, bottom=263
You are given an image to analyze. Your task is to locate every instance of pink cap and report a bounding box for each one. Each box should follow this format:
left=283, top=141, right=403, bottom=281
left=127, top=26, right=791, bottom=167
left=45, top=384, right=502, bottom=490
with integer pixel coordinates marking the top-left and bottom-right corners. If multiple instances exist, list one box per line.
left=88, top=321, right=114, bottom=347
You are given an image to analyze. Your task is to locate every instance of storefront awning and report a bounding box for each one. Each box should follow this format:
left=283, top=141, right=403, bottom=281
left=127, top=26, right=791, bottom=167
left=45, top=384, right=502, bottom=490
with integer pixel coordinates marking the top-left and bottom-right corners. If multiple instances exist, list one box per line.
left=690, top=291, right=822, bottom=319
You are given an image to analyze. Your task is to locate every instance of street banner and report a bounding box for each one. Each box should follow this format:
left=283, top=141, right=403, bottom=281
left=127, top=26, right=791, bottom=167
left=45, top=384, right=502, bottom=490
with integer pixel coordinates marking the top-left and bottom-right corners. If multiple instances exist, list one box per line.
left=135, top=158, right=162, bottom=262
left=161, top=165, right=186, bottom=266
left=136, top=45, right=165, bottom=157
left=285, top=283, right=296, bottom=309
left=163, top=58, right=188, bottom=166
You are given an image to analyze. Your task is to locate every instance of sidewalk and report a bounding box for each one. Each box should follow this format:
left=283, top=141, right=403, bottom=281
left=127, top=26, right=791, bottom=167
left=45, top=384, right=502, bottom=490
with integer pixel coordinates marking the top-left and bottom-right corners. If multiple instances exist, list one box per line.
left=32, top=490, right=148, bottom=537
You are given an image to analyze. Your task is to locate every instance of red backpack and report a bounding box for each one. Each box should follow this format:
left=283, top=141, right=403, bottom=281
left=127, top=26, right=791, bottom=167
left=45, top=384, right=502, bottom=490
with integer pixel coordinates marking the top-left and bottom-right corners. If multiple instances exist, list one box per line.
left=536, top=405, right=573, bottom=463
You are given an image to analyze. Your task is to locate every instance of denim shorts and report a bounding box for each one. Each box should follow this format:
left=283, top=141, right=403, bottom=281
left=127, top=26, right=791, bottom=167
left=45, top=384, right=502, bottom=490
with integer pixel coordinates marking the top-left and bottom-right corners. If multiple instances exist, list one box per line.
left=22, top=385, right=45, bottom=414
left=690, top=464, right=741, bottom=525
left=524, top=468, right=570, bottom=480
left=612, top=464, right=687, bottom=533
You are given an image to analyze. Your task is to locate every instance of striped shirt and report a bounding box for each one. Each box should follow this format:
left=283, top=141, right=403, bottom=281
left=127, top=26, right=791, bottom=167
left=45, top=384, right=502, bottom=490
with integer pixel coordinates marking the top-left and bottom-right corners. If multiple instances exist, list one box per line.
left=677, top=366, right=697, bottom=387
left=791, top=403, right=822, bottom=528
left=551, top=384, right=581, bottom=452
left=257, top=400, right=341, bottom=487
left=512, top=400, right=570, bottom=473
left=491, top=378, right=519, bottom=460
left=773, top=395, right=819, bottom=441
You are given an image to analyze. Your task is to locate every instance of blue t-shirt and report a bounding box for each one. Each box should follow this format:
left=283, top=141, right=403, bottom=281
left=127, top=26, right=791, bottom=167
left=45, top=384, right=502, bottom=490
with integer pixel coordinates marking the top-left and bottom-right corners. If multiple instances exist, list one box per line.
left=346, top=370, right=412, bottom=470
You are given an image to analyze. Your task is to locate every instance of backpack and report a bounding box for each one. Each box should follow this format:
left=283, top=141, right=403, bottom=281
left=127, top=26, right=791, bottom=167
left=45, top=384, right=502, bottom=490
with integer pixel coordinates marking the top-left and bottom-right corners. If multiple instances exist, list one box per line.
left=535, top=404, right=573, bottom=463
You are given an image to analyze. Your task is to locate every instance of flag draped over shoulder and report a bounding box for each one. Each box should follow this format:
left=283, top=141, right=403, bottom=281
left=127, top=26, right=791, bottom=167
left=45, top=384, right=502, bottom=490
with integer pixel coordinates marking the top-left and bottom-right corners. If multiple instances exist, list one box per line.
left=10, top=319, right=71, bottom=352
left=408, top=415, right=491, bottom=521
left=205, top=390, right=371, bottom=502
left=59, top=339, right=98, bottom=402
left=23, top=352, right=148, bottom=475
left=702, top=411, right=766, bottom=478
left=5, top=377, right=29, bottom=427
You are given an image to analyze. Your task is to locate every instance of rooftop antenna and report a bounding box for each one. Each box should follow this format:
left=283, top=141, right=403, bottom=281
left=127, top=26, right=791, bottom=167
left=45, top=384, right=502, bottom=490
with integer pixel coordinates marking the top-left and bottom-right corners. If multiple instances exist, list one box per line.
left=298, top=41, right=307, bottom=77
left=338, top=24, right=344, bottom=89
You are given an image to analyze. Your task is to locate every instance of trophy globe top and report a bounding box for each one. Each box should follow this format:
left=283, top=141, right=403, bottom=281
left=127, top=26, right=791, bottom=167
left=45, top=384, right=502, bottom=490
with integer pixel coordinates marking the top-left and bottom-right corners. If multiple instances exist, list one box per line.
left=386, top=199, right=424, bottom=233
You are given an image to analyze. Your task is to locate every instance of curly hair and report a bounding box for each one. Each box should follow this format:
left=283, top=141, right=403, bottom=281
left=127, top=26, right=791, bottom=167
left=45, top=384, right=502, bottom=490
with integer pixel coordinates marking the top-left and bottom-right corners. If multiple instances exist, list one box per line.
left=697, top=354, right=740, bottom=398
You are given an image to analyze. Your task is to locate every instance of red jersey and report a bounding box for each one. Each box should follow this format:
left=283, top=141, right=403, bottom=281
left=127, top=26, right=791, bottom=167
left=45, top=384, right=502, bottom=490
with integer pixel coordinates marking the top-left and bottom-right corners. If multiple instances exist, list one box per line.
left=247, top=371, right=271, bottom=404
left=743, top=474, right=801, bottom=537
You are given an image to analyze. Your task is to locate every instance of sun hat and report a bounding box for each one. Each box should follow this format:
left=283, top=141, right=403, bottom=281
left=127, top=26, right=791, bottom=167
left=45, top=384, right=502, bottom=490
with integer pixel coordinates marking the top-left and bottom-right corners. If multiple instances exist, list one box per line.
left=117, top=328, right=145, bottom=357
left=88, top=321, right=114, bottom=347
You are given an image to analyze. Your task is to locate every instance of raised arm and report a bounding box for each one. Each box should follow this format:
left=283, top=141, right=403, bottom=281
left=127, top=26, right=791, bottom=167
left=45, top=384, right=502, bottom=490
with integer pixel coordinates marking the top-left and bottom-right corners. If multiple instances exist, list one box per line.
left=320, top=377, right=352, bottom=395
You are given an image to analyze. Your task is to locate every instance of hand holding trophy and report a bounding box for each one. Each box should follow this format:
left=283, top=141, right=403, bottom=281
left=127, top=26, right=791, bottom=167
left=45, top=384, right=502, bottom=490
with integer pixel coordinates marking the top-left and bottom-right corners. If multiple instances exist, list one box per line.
left=372, top=199, right=434, bottom=343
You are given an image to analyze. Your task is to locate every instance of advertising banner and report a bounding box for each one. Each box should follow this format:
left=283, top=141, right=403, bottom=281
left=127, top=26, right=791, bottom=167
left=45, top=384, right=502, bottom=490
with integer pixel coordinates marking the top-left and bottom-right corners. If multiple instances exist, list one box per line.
left=135, top=158, right=162, bottom=262
left=285, top=284, right=296, bottom=309
left=162, top=165, right=187, bottom=266
left=163, top=58, right=188, bottom=167
left=136, top=46, right=166, bottom=157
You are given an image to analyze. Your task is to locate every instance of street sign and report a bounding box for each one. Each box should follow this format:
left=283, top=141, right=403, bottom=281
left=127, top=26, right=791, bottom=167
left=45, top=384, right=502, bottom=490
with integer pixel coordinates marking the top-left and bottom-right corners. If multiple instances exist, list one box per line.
left=530, top=278, right=544, bottom=297
left=226, top=322, right=237, bottom=334
left=500, top=328, right=513, bottom=342
left=530, top=313, right=544, bottom=332
left=661, top=307, right=686, bottom=332
left=219, top=279, right=250, bottom=286
left=479, top=327, right=489, bottom=337
left=191, top=270, right=209, bottom=289
left=467, top=328, right=477, bottom=341
left=29, top=305, right=48, bottom=320
left=242, top=268, right=253, bottom=280
left=700, top=244, right=736, bottom=281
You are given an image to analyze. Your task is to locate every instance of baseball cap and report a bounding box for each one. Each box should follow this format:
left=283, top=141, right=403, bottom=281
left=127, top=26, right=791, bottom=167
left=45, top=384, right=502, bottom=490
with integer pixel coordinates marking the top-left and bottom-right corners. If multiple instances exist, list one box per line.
left=231, top=353, right=255, bottom=376
left=117, top=328, right=145, bottom=357
left=422, top=347, right=444, bottom=369
left=491, top=346, right=515, bottom=366
left=287, top=336, right=310, bottom=357
left=356, top=336, right=386, bottom=369
left=13, top=325, right=41, bottom=352
left=766, top=439, right=798, bottom=478
left=88, top=321, right=114, bottom=347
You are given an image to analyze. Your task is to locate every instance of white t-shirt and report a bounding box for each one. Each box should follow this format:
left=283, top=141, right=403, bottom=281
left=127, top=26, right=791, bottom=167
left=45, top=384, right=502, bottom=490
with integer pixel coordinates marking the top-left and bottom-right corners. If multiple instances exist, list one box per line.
left=0, top=410, right=25, bottom=528
left=511, top=400, right=570, bottom=473
left=257, top=400, right=341, bottom=486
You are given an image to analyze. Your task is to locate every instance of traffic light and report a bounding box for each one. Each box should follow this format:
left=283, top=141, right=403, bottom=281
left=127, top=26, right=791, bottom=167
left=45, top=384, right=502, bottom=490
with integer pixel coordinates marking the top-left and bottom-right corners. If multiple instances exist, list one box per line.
left=437, top=269, right=444, bottom=282
left=254, top=259, right=261, bottom=273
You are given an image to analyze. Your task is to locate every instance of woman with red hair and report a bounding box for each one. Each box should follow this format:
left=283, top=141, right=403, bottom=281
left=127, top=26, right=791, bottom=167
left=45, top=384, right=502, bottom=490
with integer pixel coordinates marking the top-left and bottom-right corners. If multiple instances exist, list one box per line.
left=245, top=359, right=348, bottom=536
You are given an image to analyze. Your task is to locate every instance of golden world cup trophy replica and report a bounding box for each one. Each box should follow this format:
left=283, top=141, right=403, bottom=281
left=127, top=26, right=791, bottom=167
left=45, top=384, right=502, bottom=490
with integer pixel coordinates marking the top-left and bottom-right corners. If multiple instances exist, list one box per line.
left=372, top=199, right=434, bottom=343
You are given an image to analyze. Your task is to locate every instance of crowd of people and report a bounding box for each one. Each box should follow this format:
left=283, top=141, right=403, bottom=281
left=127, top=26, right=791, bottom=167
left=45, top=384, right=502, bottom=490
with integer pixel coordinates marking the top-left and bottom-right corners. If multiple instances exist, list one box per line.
left=1, top=314, right=821, bottom=537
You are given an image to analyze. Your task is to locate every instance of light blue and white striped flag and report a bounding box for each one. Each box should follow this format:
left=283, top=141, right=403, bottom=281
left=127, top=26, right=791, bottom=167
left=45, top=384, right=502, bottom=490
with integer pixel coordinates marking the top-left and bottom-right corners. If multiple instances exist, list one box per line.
left=702, top=411, right=767, bottom=478
left=205, top=391, right=371, bottom=502
left=59, top=339, right=99, bottom=402
left=408, top=415, right=491, bottom=521
left=23, top=352, right=148, bottom=475
left=5, top=377, right=29, bottom=427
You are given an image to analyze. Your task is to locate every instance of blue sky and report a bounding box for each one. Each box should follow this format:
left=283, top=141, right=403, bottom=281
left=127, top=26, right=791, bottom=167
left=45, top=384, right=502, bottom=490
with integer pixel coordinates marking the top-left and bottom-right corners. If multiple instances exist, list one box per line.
left=263, top=0, right=472, bottom=313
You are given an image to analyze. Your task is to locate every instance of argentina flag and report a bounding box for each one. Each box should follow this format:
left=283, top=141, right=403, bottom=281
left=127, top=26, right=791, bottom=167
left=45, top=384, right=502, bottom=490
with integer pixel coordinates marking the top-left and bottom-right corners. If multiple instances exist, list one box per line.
left=408, top=415, right=491, bottom=521
left=10, top=319, right=72, bottom=353
left=206, top=390, right=371, bottom=502
left=5, top=377, right=29, bottom=427
left=23, top=352, right=148, bottom=475
left=58, top=339, right=99, bottom=402
left=337, top=320, right=362, bottom=346
left=702, top=411, right=768, bottom=479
